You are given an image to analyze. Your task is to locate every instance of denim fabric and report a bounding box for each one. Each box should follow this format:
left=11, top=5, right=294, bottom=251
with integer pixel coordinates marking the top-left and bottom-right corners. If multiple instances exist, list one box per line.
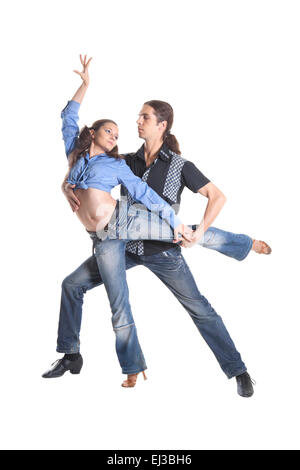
left=199, top=227, right=253, bottom=261
left=57, top=238, right=146, bottom=374
left=92, top=237, right=147, bottom=374
left=96, top=199, right=175, bottom=243
left=96, top=199, right=253, bottom=262
left=57, top=227, right=249, bottom=377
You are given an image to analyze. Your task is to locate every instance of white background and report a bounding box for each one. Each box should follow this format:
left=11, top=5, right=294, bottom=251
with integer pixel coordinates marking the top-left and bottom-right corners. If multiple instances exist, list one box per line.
left=1, top=0, right=299, bottom=450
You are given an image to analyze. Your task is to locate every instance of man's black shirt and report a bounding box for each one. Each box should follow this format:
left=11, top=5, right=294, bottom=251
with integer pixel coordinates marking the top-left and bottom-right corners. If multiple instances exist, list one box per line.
left=121, top=143, right=210, bottom=256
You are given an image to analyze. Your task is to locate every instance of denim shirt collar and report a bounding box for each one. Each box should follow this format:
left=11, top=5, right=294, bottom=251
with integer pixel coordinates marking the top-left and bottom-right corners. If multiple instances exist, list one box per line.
left=84, top=152, right=107, bottom=162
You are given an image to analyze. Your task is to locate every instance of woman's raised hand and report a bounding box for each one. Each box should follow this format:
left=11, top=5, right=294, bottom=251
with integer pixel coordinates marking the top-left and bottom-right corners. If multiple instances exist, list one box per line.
left=73, top=54, right=92, bottom=86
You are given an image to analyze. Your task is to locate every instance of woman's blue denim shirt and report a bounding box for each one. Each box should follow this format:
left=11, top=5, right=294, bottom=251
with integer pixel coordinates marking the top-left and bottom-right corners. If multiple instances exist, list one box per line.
left=61, top=100, right=181, bottom=229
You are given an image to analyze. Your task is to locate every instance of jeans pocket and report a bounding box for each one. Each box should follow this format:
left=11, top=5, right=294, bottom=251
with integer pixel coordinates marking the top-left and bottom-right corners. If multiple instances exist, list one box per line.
left=161, top=246, right=181, bottom=258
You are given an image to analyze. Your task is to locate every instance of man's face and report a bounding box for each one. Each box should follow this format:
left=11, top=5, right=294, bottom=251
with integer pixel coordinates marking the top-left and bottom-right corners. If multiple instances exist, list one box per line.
left=136, top=104, right=166, bottom=140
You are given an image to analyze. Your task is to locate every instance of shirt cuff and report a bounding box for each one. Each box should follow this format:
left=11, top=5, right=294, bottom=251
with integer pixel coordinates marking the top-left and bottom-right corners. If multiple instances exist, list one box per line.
left=173, top=214, right=182, bottom=229
left=61, top=100, right=81, bottom=116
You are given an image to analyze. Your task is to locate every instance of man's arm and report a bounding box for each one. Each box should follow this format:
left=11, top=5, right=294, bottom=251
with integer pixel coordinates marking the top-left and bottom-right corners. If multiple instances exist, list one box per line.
left=180, top=160, right=227, bottom=247
left=197, top=181, right=226, bottom=234
left=182, top=182, right=226, bottom=247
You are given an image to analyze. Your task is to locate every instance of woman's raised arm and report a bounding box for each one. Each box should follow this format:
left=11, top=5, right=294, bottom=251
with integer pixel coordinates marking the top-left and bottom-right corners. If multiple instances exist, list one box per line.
left=60, top=55, right=92, bottom=210
left=61, top=55, right=93, bottom=158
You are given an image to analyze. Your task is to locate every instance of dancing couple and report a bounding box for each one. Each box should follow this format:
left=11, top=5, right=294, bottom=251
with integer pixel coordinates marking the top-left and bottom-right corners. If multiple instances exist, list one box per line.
left=42, top=55, right=271, bottom=397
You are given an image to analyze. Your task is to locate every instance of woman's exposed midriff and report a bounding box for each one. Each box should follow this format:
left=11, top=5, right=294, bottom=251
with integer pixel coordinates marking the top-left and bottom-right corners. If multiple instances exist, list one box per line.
left=74, top=187, right=117, bottom=232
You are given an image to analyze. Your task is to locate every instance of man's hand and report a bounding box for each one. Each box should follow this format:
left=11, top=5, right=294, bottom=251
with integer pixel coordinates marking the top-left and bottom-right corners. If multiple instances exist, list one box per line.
left=61, top=180, right=80, bottom=212
left=173, top=224, right=194, bottom=243
left=180, top=228, right=204, bottom=248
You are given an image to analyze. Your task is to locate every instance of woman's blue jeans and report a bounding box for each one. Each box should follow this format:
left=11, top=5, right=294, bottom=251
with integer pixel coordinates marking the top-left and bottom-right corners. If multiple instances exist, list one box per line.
left=96, top=199, right=253, bottom=261
left=57, top=200, right=252, bottom=376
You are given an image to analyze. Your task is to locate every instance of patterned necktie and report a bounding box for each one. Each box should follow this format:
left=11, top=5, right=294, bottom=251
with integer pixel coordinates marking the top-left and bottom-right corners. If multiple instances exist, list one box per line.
left=126, top=160, right=158, bottom=255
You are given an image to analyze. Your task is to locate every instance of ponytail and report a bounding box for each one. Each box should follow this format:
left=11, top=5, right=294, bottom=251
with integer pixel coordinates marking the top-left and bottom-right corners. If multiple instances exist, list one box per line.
left=68, top=125, right=92, bottom=168
left=163, top=131, right=181, bottom=155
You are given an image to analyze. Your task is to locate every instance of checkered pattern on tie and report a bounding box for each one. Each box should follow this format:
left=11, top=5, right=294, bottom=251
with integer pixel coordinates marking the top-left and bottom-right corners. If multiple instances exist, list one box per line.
left=162, top=152, right=186, bottom=203
left=125, top=162, right=157, bottom=255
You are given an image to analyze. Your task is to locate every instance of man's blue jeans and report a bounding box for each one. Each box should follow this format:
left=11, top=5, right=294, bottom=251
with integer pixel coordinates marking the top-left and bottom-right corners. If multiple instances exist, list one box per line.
left=57, top=225, right=251, bottom=378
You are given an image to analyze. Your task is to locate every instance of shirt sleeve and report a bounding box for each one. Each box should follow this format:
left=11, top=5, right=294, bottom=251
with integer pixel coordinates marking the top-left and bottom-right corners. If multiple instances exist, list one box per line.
left=122, top=153, right=136, bottom=169
left=120, top=154, right=142, bottom=198
left=66, top=157, right=87, bottom=188
left=117, top=160, right=182, bottom=229
left=181, top=161, right=211, bottom=192
left=61, top=100, right=81, bottom=158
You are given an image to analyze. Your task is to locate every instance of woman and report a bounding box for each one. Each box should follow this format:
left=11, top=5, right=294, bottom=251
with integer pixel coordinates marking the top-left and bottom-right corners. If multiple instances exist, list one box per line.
left=43, top=55, right=196, bottom=387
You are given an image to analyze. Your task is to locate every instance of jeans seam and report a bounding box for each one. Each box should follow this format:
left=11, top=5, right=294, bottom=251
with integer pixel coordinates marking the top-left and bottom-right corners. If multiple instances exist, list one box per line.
left=56, top=348, right=80, bottom=354
left=227, top=368, right=248, bottom=379
left=122, top=367, right=148, bottom=375
left=113, top=322, right=135, bottom=331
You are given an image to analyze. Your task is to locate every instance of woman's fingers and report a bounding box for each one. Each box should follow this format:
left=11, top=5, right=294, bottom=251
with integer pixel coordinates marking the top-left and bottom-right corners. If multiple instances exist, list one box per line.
left=77, top=54, right=92, bottom=75
left=86, top=57, right=92, bottom=68
left=74, top=71, right=84, bottom=81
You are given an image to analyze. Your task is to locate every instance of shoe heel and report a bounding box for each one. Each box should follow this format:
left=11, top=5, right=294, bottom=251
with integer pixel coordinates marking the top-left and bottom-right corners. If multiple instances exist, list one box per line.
left=70, top=368, right=81, bottom=375
left=121, top=370, right=147, bottom=388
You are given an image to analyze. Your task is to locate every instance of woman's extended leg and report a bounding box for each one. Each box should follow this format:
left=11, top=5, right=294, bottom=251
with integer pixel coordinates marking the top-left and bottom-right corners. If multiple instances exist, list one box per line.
left=198, top=227, right=253, bottom=261
left=98, top=200, right=271, bottom=261
left=96, top=201, right=254, bottom=261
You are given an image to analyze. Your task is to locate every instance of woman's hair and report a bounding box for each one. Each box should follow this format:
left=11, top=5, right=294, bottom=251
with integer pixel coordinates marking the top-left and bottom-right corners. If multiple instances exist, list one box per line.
left=144, top=100, right=181, bottom=155
left=68, top=119, right=123, bottom=168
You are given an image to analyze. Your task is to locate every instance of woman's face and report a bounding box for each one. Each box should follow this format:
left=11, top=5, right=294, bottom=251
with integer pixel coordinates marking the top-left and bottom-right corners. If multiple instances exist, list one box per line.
left=92, top=122, right=119, bottom=153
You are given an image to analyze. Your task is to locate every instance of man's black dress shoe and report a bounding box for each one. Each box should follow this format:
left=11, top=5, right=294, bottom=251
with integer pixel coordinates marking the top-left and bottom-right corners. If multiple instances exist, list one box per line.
left=236, top=372, right=255, bottom=397
left=42, top=354, right=83, bottom=378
